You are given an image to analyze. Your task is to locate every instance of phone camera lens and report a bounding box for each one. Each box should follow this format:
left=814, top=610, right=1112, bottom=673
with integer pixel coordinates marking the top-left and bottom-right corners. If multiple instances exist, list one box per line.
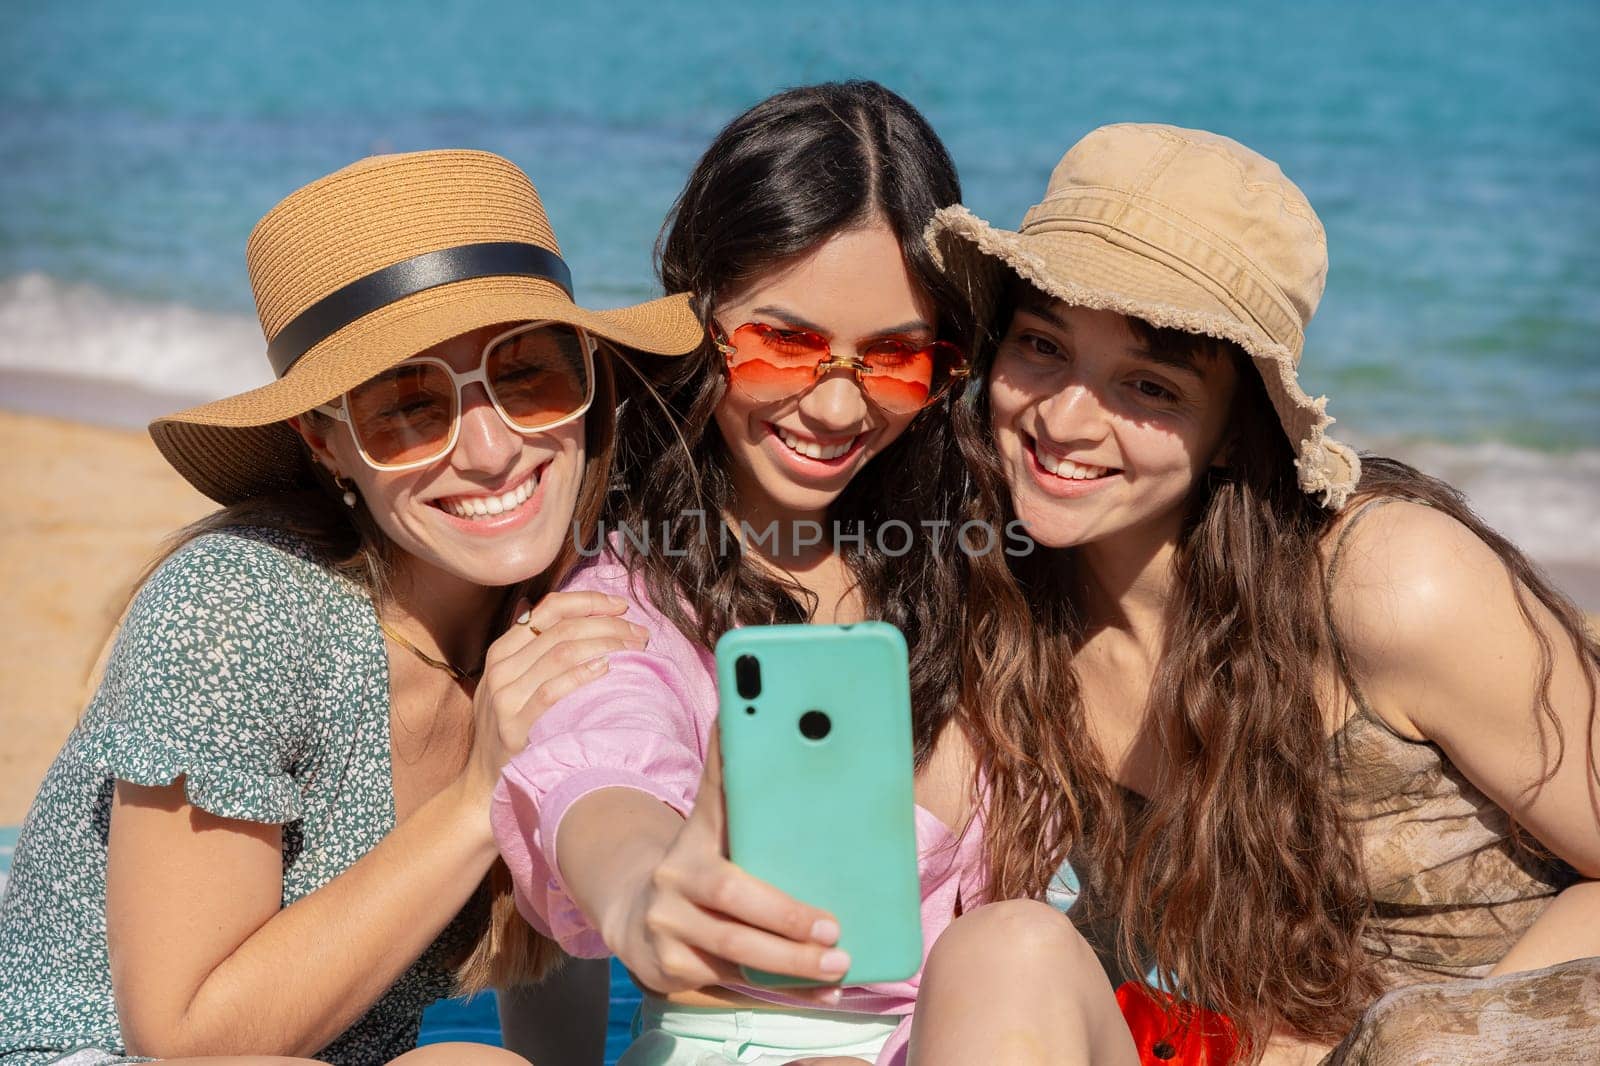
left=735, top=655, right=762, bottom=699
left=745, top=705, right=757, bottom=715
left=799, top=710, right=831, bottom=741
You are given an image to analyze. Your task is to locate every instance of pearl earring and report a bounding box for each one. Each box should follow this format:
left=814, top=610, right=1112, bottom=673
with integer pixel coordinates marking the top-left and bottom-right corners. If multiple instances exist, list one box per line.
left=333, top=474, right=358, bottom=508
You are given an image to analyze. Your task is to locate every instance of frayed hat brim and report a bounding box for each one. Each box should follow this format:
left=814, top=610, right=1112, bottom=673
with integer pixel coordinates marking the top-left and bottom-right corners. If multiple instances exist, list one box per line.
left=928, top=205, right=1360, bottom=510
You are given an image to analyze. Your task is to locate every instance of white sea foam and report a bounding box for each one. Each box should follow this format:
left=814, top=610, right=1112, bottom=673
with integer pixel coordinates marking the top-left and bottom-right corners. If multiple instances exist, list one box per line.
left=0, top=273, right=269, bottom=405
left=1349, top=435, right=1600, bottom=572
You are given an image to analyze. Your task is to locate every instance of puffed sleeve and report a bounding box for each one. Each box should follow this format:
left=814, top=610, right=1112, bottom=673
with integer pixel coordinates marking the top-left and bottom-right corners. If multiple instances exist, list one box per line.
left=74, top=530, right=324, bottom=824
left=490, top=555, right=717, bottom=956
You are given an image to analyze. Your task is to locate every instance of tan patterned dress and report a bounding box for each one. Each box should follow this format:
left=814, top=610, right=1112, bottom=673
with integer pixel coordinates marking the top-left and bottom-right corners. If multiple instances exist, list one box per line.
left=1320, top=499, right=1600, bottom=1064
left=1069, top=501, right=1600, bottom=1064
left=1319, top=705, right=1600, bottom=1063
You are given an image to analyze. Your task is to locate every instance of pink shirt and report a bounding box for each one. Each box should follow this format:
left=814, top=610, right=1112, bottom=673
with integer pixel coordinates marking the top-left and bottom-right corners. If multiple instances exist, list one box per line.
left=491, top=550, right=987, bottom=1066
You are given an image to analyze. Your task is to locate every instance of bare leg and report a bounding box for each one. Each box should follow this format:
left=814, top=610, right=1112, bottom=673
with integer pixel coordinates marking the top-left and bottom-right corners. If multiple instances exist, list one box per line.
left=389, top=1042, right=532, bottom=1064
left=907, top=900, right=1138, bottom=1066
left=498, top=957, right=611, bottom=1066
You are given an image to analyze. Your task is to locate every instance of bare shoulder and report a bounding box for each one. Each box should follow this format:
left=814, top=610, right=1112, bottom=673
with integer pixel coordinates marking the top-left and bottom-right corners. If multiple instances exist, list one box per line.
left=1322, top=498, right=1538, bottom=731
left=1324, top=499, right=1509, bottom=637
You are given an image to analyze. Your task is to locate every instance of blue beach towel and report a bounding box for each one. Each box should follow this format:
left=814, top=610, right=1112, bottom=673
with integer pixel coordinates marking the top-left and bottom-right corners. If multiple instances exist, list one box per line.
left=0, top=825, right=17, bottom=894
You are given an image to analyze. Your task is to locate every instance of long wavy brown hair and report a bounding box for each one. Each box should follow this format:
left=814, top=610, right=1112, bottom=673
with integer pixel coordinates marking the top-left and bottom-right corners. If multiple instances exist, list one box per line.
left=956, top=289, right=1600, bottom=1059
left=119, top=354, right=618, bottom=994
left=610, top=81, right=977, bottom=765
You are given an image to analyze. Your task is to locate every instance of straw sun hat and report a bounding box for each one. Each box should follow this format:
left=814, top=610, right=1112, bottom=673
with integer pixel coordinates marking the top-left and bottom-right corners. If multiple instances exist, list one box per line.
left=151, top=149, right=705, bottom=504
left=928, top=123, right=1360, bottom=510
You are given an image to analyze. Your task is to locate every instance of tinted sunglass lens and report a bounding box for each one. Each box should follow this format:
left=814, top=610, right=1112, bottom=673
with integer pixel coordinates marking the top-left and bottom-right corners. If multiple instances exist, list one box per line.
left=489, top=324, right=591, bottom=428
left=345, top=362, right=456, bottom=466
left=860, top=340, right=942, bottom=413
left=726, top=323, right=829, bottom=402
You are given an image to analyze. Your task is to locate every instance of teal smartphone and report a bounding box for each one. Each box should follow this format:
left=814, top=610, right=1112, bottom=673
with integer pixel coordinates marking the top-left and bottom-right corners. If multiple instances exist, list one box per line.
left=714, top=621, right=923, bottom=987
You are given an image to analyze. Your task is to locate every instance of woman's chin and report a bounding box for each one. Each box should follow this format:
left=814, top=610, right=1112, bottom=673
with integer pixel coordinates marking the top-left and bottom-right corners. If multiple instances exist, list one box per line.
left=1011, top=498, right=1097, bottom=551
left=403, top=515, right=570, bottom=590
left=444, top=544, right=563, bottom=585
left=750, top=483, right=844, bottom=529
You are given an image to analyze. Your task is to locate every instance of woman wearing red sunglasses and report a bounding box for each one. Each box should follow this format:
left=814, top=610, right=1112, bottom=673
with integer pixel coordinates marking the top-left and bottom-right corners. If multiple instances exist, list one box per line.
left=0, top=151, right=704, bottom=1064
left=492, top=83, right=1136, bottom=1066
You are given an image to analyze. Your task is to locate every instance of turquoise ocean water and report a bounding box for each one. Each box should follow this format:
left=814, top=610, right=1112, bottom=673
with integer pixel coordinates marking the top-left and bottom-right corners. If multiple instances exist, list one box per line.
left=2, top=1, right=1597, bottom=577
left=0, top=1, right=1596, bottom=1054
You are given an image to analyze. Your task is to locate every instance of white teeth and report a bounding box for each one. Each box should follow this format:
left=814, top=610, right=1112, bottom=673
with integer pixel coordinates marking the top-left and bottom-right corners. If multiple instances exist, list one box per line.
left=438, top=473, right=538, bottom=520
left=778, top=428, right=854, bottom=460
left=1035, top=447, right=1110, bottom=481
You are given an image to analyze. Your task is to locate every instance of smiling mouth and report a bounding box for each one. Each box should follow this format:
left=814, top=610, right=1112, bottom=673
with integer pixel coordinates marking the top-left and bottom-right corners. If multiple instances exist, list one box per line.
left=1028, top=436, right=1120, bottom=481
left=429, top=464, right=545, bottom=521
left=770, top=424, right=866, bottom=463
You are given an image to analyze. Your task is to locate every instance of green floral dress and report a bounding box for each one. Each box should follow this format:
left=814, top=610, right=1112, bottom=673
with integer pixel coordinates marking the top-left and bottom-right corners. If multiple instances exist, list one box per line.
left=0, top=527, right=484, bottom=1065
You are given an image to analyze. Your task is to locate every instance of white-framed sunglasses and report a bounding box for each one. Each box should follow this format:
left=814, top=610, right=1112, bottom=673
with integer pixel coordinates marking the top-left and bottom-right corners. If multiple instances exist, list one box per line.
left=314, top=320, right=597, bottom=471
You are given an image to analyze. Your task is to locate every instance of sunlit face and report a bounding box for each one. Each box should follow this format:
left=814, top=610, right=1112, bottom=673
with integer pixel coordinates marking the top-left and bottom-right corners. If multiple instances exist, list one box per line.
left=988, top=301, right=1237, bottom=551
left=711, top=221, right=936, bottom=524
left=297, top=322, right=586, bottom=590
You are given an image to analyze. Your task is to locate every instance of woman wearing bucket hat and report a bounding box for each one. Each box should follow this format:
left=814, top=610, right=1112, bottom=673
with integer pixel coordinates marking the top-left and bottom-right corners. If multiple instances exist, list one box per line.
left=491, top=83, right=1137, bottom=1066
left=929, top=124, right=1600, bottom=1064
left=0, top=150, right=703, bottom=1065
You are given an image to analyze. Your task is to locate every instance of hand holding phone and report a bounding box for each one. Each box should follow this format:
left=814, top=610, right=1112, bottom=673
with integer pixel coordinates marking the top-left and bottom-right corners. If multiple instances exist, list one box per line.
left=597, top=727, right=853, bottom=1005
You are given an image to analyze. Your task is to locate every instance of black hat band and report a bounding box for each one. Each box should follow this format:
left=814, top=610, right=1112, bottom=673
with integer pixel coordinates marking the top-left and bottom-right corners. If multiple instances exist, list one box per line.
left=266, top=241, right=574, bottom=377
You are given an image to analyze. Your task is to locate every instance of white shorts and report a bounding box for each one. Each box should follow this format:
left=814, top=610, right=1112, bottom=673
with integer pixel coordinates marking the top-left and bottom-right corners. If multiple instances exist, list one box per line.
left=617, top=995, right=899, bottom=1066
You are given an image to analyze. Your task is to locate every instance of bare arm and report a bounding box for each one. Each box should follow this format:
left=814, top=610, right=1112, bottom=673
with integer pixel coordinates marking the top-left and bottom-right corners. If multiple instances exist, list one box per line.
left=110, top=774, right=497, bottom=1058
left=1331, top=502, right=1600, bottom=971
left=108, top=591, right=641, bottom=1059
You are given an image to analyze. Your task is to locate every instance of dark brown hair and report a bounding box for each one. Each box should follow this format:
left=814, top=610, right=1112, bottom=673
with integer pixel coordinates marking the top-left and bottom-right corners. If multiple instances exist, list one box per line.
left=120, top=354, right=619, bottom=993
left=958, top=289, right=1600, bottom=1058
left=613, top=80, right=975, bottom=765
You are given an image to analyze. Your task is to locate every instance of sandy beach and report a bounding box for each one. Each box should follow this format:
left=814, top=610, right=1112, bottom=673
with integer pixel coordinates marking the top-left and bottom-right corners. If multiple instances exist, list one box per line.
left=0, top=410, right=212, bottom=822
left=1, top=407, right=1596, bottom=825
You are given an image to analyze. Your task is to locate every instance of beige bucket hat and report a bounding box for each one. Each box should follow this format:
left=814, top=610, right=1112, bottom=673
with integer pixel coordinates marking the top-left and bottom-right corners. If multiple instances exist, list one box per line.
left=928, top=123, right=1359, bottom=509
left=151, top=149, right=706, bottom=504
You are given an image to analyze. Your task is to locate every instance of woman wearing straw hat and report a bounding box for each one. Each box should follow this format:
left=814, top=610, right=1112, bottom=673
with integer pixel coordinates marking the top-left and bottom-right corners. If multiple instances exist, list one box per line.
left=0, top=150, right=703, bottom=1065
left=928, top=124, right=1600, bottom=1064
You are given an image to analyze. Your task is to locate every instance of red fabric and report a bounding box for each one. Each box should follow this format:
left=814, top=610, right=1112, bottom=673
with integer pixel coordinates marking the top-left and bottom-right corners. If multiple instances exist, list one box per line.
left=1116, top=982, right=1239, bottom=1065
